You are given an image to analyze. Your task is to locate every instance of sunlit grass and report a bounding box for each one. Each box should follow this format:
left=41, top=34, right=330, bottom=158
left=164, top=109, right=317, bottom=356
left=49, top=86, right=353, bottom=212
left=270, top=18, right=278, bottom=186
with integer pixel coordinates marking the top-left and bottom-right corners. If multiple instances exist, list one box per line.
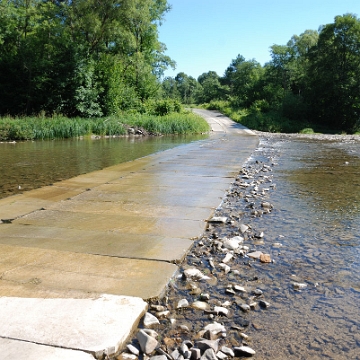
left=0, top=112, right=210, bottom=141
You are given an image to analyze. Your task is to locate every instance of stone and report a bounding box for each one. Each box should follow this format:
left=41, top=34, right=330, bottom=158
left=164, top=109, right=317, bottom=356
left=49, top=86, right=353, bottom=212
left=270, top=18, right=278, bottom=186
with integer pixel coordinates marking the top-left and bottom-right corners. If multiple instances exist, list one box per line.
left=192, top=301, right=211, bottom=311
left=143, top=329, right=158, bottom=339
left=150, top=356, right=167, bottom=360
left=191, top=348, right=201, bottom=360
left=215, top=351, right=228, bottom=360
left=234, top=285, right=246, bottom=293
left=219, top=263, right=231, bottom=274
left=204, top=322, right=226, bottom=334
left=213, top=306, right=229, bottom=317
left=259, top=254, right=271, bottom=263
left=247, top=251, right=263, bottom=259
left=119, top=353, right=138, bottom=360
left=259, top=300, right=270, bottom=309
left=253, top=289, right=263, bottom=296
left=177, top=299, right=189, bottom=309
left=180, top=344, right=191, bottom=359
left=239, top=304, right=250, bottom=312
left=143, top=312, right=160, bottom=328
left=222, top=253, right=233, bottom=264
left=292, top=282, right=307, bottom=290
left=208, top=217, right=227, bottom=223
left=222, top=239, right=240, bottom=251
left=200, top=349, right=217, bottom=360
left=261, top=202, right=273, bottom=209
left=234, top=346, right=255, bottom=356
left=127, top=344, right=140, bottom=356
left=184, top=268, right=210, bottom=281
left=171, top=349, right=180, bottom=360
left=220, top=346, right=234, bottom=357
left=195, top=339, right=219, bottom=353
left=239, top=224, right=249, bottom=233
left=156, top=311, right=170, bottom=318
left=136, top=329, right=158, bottom=354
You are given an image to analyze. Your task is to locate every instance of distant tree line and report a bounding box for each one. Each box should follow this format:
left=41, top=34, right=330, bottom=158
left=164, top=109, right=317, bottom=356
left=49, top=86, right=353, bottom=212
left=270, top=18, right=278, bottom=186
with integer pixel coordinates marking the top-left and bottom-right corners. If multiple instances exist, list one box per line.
left=0, top=0, right=175, bottom=117
left=162, top=14, right=360, bottom=132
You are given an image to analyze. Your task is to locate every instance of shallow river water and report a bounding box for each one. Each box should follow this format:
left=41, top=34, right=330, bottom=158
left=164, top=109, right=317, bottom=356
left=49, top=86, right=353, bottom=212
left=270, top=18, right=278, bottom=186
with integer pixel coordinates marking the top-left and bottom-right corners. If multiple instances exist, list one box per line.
left=246, top=137, right=360, bottom=359
left=1, top=134, right=360, bottom=359
left=0, top=134, right=207, bottom=199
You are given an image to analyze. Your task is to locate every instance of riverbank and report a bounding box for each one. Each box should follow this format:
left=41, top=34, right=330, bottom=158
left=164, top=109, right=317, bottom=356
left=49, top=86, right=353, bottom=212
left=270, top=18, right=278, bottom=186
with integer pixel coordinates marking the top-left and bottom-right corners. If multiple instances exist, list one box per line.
left=0, top=112, right=209, bottom=141
left=119, top=131, right=360, bottom=360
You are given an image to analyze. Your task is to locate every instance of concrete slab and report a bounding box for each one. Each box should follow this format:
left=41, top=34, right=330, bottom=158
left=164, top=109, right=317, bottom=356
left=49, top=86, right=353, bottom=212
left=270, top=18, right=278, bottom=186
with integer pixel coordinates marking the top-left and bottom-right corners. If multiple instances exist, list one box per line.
left=0, top=338, right=94, bottom=360
left=0, top=244, right=178, bottom=299
left=0, top=109, right=259, bottom=357
left=0, top=225, right=192, bottom=262
left=0, top=294, right=147, bottom=359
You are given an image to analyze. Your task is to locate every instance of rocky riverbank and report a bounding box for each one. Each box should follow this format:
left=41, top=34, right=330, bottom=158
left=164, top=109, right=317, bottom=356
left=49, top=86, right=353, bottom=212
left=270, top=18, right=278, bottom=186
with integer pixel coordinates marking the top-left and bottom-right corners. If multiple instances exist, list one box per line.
left=118, top=132, right=360, bottom=360
left=116, top=134, right=282, bottom=360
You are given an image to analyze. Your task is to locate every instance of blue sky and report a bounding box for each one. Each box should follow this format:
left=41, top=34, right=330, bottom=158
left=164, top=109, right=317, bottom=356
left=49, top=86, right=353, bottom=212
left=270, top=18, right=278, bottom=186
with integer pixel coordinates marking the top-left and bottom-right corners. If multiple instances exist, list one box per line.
left=158, top=0, right=360, bottom=79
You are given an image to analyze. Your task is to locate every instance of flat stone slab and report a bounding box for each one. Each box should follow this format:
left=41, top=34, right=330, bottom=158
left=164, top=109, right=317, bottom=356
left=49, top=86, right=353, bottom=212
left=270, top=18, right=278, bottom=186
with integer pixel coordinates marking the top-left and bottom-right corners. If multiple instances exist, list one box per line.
left=0, top=294, right=147, bottom=359
left=0, top=244, right=178, bottom=299
left=0, top=338, right=94, bottom=360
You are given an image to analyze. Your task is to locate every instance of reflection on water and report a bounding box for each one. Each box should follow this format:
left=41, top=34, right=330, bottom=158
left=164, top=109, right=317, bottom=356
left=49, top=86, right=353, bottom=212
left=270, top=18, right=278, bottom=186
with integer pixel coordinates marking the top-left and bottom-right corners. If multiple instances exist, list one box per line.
left=249, top=138, right=360, bottom=359
left=0, top=134, right=208, bottom=199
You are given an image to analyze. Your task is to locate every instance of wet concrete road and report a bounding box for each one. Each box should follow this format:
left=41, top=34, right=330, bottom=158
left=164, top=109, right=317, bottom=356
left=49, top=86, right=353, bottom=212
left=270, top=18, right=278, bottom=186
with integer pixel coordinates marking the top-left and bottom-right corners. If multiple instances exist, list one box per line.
left=0, top=109, right=258, bottom=358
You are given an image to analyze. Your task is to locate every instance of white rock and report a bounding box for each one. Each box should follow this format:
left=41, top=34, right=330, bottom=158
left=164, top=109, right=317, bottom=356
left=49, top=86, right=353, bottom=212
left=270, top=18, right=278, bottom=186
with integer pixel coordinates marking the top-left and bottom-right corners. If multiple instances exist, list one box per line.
left=143, top=312, right=160, bottom=328
left=222, top=253, right=233, bottom=264
left=239, top=224, right=249, bottom=233
left=221, top=346, right=234, bottom=357
left=234, top=346, right=255, bottom=356
left=234, top=285, right=246, bottom=293
left=208, top=216, right=227, bottom=223
left=204, top=322, right=226, bottom=334
left=192, top=301, right=210, bottom=311
left=184, top=268, right=210, bottom=281
left=127, top=344, right=140, bottom=356
left=292, top=282, right=307, bottom=290
left=219, top=263, right=231, bottom=274
left=222, top=239, right=240, bottom=250
left=137, top=329, right=158, bottom=354
left=213, top=306, right=229, bottom=316
left=247, top=251, right=263, bottom=259
left=239, top=304, right=250, bottom=312
left=177, top=299, right=189, bottom=309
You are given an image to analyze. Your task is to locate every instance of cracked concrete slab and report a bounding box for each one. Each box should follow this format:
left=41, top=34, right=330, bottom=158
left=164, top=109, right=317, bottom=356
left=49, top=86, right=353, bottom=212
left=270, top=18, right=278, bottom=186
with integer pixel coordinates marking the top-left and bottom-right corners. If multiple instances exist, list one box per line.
left=0, top=109, right=258, bottom=358
left=0, top=295, right=147, bottom=359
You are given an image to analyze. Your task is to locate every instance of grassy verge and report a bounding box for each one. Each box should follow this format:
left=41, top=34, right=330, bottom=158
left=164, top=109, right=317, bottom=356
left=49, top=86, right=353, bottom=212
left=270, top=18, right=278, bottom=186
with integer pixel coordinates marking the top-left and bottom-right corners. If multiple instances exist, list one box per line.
left=0, top=112, right=210, bottom=141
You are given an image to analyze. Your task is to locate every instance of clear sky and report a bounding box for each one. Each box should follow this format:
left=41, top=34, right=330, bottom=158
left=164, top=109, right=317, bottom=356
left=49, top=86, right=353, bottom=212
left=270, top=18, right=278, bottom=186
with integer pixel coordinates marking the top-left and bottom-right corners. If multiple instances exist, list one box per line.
left=158, top=0, right=360, bottom=80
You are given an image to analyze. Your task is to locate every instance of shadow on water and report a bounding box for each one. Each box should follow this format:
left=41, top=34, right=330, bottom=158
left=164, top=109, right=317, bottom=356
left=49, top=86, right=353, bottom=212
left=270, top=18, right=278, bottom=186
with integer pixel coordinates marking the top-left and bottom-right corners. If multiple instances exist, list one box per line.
left=0, top=134, right=208, bottom=200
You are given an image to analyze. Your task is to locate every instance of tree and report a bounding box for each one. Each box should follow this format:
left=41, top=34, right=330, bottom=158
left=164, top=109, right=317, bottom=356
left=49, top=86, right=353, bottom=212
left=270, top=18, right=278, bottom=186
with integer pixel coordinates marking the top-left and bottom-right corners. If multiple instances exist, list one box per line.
left=223, top=55, right=263, bottom=107
left=306, top=14, right=360, bottom=131
left=174, top=72, right=200, bottom=104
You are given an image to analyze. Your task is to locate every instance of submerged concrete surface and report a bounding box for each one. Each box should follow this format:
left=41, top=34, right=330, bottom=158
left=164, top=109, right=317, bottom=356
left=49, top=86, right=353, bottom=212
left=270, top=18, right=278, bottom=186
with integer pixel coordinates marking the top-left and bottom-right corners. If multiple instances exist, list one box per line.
left=0, top=109, right=258, bottom=358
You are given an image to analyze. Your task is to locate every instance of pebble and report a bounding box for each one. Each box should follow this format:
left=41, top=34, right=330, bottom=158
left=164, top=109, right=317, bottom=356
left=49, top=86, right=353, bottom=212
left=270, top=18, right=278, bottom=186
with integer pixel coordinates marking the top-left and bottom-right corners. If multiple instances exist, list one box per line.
left=208, top=216, right=227, bottom=223
left=234, top=346, right=256, bottom=356
left=213, top=306, right=229, bottom=316
left=239, top=304, right=251, bottom=312
left=292, top=281, right=307, bottom=290
left=247, top=251, right=263, bottom=259
left=200, top=348, right=217, bottom=360
left=136, top=329, right=159, bottom=354
left=259, top=300, right=271, bottom=308
left=219, top=263, right=231, bottom=273
left=143, top=312, right=160, bottom=327
left=195, top=339, right=219, bottom=353
left=126, top=344, right=140, bottom=356
left=204, top=322, right=226, bottom=334
left=259, top=253, right=271, bottom=263
left=220, top=346, right=235, bottom=357
left=184, top=268, right=211, bottom=281
left=192, top=301, right=211, bottom=311
left=222, top=253, right=233, bottom=264
left=177, top=299, right=189, bottom=309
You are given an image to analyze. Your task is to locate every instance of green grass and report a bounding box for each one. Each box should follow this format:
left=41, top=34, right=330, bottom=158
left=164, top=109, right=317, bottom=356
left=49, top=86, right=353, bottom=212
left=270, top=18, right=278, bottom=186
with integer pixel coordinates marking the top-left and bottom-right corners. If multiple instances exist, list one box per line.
left=0, top=112, right=210, bottom=141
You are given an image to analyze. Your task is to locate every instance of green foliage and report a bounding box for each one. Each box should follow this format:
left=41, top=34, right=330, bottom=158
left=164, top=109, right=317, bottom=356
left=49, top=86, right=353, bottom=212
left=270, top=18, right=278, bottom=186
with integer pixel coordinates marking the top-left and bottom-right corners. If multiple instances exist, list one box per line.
left=0, top=0, right=174, bottom=116
left=0, top=112, right=209, bottom=141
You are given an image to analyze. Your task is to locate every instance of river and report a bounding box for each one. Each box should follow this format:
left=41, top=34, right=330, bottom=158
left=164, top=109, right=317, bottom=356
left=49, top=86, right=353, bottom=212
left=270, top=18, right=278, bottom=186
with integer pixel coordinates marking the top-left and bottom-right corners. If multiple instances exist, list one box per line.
left=0, top=134, right=207, bottom=200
